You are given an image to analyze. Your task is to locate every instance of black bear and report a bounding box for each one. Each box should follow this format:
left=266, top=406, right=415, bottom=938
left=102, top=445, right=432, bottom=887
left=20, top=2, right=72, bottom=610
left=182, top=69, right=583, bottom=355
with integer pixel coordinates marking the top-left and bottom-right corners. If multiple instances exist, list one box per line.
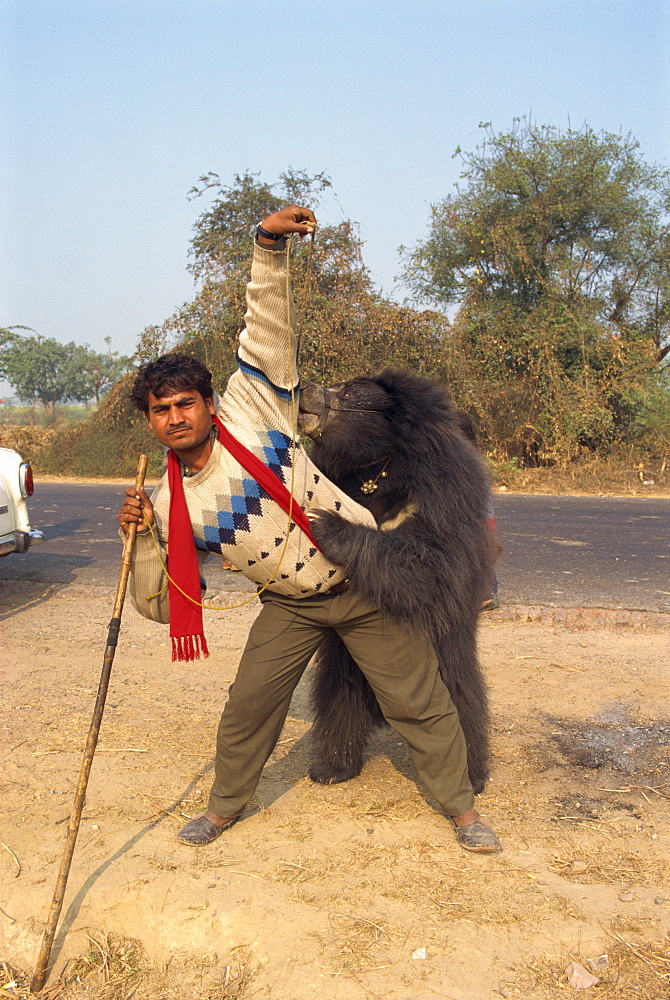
left=298, top=369, right=494, bottom=795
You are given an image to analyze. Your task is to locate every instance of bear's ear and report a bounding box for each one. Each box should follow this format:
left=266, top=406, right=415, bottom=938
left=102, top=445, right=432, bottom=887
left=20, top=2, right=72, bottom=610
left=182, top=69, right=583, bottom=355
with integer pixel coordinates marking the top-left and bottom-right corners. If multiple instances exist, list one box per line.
left=374, top=368, right=454, bottom=424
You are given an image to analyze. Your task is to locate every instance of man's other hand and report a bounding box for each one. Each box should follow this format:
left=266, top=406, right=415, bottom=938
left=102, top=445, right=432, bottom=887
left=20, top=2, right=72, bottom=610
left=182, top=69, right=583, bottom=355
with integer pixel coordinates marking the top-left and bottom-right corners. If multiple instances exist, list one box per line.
left=118, top=486, right=154, bottom=534
left=259, top=206, right=317, bottom=239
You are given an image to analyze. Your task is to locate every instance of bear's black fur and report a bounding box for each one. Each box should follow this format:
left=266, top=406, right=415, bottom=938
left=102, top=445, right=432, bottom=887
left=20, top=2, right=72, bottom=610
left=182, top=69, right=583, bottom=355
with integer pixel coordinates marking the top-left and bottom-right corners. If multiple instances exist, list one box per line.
left=300, top=368, right=494, bottom=795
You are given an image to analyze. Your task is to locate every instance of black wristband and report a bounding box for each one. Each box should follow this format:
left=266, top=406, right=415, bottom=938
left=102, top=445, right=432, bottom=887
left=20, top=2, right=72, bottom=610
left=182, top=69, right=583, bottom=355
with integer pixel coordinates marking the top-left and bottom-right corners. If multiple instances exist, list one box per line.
left=256, top=224, right=285, bottom=242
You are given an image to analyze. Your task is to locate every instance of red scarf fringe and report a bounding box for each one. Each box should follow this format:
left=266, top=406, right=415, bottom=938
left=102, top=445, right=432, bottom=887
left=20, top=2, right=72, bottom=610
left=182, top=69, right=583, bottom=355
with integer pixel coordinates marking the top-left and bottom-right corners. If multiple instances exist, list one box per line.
left=171, top=633, right=210, bottom=662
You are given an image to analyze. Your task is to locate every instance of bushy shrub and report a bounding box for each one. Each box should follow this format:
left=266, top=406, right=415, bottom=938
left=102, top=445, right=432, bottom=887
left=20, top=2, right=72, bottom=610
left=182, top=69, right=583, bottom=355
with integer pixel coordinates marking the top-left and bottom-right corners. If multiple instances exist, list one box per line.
left=37, top=375, right=163, bottom=478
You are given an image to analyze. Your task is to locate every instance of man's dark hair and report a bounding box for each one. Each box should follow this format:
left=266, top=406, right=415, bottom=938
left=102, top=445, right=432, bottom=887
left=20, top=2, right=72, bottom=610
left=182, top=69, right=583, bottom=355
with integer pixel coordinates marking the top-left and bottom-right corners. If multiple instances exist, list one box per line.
left=130, top=353, right=214, bottom=413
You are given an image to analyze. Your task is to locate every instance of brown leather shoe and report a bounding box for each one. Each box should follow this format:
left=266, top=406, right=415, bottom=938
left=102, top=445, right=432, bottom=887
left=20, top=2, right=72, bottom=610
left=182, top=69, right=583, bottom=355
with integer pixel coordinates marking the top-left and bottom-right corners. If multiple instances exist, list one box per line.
left=454, top=821, right=502, bottom=854
left=177, top=814, right=238, bottom=846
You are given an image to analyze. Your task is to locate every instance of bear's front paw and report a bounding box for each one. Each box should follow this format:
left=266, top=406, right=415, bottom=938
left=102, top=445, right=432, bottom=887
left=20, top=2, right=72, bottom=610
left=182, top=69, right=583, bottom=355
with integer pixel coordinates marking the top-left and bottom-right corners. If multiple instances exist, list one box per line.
left=307, top=508, right=347, bottom=542
left=307, top=509, right=352, bottom=562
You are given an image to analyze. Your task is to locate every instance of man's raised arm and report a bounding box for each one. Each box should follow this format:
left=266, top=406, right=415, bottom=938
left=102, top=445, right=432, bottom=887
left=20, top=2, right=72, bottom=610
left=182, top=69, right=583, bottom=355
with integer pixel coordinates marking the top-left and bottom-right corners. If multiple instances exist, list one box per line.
left=219, top=206, right=316, bottom=431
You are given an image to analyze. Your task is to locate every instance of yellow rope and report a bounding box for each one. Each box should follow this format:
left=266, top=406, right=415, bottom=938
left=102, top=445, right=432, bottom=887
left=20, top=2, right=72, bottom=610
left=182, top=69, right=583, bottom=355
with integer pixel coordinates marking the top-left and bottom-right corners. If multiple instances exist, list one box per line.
left=141, top=229, right=315, bottom=613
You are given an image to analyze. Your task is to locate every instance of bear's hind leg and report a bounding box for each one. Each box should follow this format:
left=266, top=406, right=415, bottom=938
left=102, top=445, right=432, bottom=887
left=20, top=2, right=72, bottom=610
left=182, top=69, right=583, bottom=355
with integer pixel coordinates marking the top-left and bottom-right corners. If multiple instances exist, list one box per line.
left=436, top=634, right=491, bottom=796
left=462, top=722, right=490, bottom=797
left=448, top=679, right=490, bottom=795
left=309, top=632, right=384, bottom=785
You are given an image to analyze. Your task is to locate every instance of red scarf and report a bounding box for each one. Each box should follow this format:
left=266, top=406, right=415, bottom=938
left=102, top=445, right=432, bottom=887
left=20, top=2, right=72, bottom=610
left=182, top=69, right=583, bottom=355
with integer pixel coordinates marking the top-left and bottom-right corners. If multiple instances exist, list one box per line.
left=167, top=415, right=319, bottom=661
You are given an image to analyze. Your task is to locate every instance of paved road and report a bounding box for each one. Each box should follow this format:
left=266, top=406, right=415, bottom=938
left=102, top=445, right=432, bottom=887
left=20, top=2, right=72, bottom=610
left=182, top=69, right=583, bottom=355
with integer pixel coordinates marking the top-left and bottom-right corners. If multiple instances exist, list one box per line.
left=493, top=494, right=668, bottom=612
left=2, top=484, right=668, bottom=612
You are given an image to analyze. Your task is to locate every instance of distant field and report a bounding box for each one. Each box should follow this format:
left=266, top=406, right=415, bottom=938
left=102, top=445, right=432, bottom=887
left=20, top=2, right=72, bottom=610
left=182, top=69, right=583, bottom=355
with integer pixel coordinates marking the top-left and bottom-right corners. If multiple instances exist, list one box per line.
left=0, top=402, right=92, bottom=426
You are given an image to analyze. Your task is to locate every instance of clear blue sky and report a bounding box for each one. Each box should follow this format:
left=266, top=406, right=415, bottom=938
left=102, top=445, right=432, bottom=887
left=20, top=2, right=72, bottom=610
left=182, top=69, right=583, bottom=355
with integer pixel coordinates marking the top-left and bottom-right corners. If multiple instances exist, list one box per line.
left=2, top=0, right=668, bottom=374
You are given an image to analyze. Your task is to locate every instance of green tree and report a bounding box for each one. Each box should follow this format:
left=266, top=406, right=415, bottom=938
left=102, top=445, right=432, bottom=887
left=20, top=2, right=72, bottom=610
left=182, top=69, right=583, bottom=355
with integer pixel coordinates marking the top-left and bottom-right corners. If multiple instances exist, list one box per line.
left=85, top=337, right=131, bottom=405
left=0, top=328, right=128, bottom=414
left=405, top=120, right=669, bottom=340
left=403, top=120, right=670, bottom=461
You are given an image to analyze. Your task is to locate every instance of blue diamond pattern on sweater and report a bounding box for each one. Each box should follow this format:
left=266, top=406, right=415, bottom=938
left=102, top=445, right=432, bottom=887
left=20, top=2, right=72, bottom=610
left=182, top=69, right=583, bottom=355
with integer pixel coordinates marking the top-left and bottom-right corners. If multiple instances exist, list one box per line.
left=256, top=429, right=293, bottom=483
left=199, top=477, right=274, bottom=553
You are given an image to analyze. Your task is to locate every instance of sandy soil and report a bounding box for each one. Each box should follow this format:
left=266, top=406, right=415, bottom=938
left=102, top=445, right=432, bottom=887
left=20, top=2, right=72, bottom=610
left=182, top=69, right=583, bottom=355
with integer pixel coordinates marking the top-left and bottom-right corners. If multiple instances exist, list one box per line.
left=1, top=579, right=669, bottom=999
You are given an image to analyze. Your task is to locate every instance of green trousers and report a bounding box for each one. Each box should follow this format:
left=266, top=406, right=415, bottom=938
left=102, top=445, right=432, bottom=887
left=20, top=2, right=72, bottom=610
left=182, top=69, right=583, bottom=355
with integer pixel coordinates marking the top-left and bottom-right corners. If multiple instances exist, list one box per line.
left=208, top=588, right=474, bottom=819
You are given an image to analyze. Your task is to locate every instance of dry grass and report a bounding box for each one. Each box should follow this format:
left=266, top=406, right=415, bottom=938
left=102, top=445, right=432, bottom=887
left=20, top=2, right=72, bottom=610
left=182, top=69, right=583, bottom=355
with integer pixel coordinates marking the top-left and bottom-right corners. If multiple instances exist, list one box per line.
left=314, top=911, right=401, bottom=976
left=61, top=931, right=146, bottom=997
left=507, top=926, right=670, bottom=999
left=274, top=856, right=328, bottom=885
left=0, top=933, right=146, bottom=1000
left=0, top=942, right=259, bottom=1000
left=263, top=814, right=315, bottom=841
left=492, top=453, right=670, bottom=496
left=307, top=780, right=431, bottom=825
left=0, top=961, right=33, bottom=1000
left=348, top=793, right=426, bottom=824
left=204, top=949, right=258, bottom=1000
left=270, top=832, right=583, bottom=929
left=551, top=846, right=670, bottom=887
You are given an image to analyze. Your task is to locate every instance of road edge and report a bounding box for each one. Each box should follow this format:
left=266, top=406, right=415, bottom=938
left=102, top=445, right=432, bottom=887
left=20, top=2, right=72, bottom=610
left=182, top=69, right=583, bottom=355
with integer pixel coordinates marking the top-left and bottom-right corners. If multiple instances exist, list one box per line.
left=487, top=604, right=670, bottom=629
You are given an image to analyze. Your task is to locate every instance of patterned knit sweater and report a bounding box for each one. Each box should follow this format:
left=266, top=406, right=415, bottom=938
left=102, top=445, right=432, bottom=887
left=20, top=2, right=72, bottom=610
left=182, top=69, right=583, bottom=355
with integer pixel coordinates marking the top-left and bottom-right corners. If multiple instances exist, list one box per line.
left=128, top=239, right=376, bottom=623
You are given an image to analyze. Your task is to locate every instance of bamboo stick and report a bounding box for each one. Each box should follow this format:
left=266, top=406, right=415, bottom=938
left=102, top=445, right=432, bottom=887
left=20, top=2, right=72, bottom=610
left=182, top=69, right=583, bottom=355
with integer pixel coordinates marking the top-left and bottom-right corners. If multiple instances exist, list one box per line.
left=31, top=454, right=148, bottom=993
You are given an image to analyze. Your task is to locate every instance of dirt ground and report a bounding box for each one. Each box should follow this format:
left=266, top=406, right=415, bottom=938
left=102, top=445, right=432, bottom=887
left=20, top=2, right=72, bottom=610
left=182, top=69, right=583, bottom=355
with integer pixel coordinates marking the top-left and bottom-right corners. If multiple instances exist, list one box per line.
left=1, top=578, right=669, bottom=1000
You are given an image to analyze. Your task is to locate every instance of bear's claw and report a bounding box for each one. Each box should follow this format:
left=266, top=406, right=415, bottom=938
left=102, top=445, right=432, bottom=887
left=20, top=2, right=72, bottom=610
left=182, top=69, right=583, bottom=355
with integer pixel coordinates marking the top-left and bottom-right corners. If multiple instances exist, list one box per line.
left=309, top=763, right=363, bottom=785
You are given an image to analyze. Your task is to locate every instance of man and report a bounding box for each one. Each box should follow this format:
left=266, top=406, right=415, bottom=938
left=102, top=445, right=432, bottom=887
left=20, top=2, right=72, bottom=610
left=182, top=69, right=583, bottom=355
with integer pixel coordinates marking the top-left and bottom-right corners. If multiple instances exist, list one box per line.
left=118, top=205, right=501, bottom=854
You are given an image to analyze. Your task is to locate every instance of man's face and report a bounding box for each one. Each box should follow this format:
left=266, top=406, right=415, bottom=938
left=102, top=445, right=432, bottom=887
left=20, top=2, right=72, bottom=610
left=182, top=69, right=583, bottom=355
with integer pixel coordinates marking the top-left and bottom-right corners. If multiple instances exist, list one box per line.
left=146, top=389, right=216, bottom=454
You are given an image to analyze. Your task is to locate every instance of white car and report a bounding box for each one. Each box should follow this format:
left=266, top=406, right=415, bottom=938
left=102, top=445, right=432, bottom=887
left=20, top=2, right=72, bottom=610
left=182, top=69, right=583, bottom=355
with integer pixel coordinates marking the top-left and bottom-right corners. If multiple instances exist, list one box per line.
left=0, top=446, right=43, bottom=556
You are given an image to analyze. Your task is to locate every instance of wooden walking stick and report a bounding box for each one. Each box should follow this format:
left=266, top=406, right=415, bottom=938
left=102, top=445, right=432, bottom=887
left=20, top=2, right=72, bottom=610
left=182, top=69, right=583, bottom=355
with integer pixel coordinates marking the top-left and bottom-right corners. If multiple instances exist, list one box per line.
left=31, top=454, right=148, bottom=994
